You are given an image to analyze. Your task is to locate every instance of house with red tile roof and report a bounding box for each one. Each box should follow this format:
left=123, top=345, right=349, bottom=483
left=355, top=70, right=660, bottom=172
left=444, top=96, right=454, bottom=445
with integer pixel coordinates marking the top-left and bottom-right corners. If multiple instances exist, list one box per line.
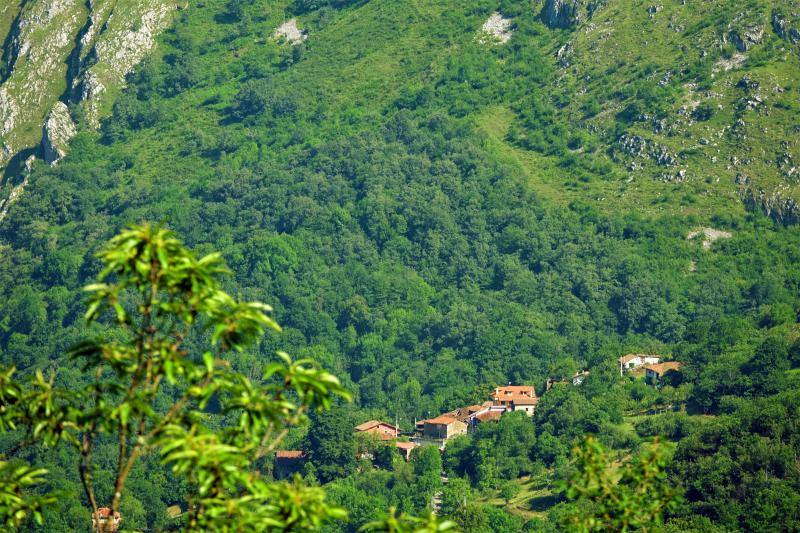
left=474, top=410, right=502, bottom=423
left=491, top=385, right=538, bottom=415
left=274, top=450, right=307, bottom=479
left=92, top=508, right=121, bottom=532
left=444, top=404, right=492, bottom=425
left=354, top=420, right=400, bottom=440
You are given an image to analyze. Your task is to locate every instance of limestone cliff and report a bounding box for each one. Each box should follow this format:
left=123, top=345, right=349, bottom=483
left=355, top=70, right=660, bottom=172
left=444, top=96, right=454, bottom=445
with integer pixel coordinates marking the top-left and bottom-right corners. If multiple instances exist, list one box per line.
left=42, top=102, right=76, bottom=165
left=0, top=0, right=180, bottom=221
left=0, top=0, right=84, bottom=168
left=541, top=0, right=605, bottom=29
left=73, top=0, right=177, bottom=127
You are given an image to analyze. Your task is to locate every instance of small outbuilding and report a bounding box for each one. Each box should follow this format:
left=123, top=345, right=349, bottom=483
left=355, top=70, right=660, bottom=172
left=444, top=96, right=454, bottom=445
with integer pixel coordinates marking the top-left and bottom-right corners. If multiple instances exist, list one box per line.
left=394, top=441, right=419, bottom=461
left=92, top=508, right=121, bottom=532
left=644, top=362, right=683, bottom=384
left=274, top=450, right=307, bottom=479
left=572, top=370, right=590, bottom=386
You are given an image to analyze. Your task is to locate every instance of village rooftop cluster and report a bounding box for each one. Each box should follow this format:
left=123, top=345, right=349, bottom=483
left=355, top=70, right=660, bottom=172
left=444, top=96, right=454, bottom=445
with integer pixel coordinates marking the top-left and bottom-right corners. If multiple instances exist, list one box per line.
left=274, top=354, right=684, bottom=478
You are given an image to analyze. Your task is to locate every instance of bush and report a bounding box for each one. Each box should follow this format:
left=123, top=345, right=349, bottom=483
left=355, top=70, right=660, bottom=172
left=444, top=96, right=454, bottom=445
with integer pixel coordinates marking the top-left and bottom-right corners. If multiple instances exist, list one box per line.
left=289, top=0, right=365, bottom=15
left=499, top=480, right=520, bottom=502
left=692, top=103, right=715, bottom=121
left=635, top=412, right=698, bottom=440
left=231, top=79, right=298, bottom=120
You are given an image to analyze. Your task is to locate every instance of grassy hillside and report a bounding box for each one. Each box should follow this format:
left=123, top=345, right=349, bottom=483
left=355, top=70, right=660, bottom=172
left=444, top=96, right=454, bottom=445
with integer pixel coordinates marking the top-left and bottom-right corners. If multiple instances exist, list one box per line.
left=4, top=0, right=797, bottom=218
left=524, top=0, right=800, bottom=221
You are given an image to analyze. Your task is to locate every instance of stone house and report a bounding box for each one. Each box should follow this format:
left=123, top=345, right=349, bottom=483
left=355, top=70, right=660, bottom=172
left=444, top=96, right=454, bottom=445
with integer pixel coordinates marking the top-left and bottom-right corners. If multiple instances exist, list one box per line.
left=422, top=415, right=468, bottom=440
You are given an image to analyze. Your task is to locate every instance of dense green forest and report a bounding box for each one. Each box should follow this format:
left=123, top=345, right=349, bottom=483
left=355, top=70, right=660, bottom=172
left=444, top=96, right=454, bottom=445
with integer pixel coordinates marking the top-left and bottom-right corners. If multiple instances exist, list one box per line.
left=1, top=0, right=800, bottom=530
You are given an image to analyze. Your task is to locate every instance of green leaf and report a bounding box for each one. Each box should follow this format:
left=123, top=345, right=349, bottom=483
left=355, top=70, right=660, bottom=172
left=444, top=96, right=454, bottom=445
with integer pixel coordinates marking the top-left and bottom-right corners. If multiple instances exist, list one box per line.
left=203, top=351, right=215, bottom=373
left=119, top=403, right=131, bottom=426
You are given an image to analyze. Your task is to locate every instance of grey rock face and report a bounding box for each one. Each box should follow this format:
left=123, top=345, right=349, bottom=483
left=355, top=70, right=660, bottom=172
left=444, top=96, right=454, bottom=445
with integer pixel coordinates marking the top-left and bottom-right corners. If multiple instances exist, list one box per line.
left=619, top=134, right=648, bottom=157
left=0, top=88, right=20, bottom=137
left=542, top=0, right=583, bottom=29
left=0, top=0, right=179, bottom=219
left=77, top=73, right=106, bottom=128
left=42, top=102, right=77, bottom=165
left=618, top=134, right=677, bottom=167
left=273, top=18, right=308, bottom=45
left=556, top=42, right=573, bottom=66
left=728, top=25, right=764, bottom=52
left=0, top=0, right=83, bottom=143
left=76, top=2, right=175, bottom=126
left=741, top=186, right=800, bottom=225
left=652, top=145, right=677, bottom=166
left=772, top=12, right=800, bottom=44
left=541, top=0, right=605, bottom=29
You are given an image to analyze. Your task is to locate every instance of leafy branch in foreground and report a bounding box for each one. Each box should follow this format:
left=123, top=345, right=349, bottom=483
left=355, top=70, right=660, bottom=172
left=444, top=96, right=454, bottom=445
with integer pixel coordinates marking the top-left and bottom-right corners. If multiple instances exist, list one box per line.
left=558, top=436, right=681, bottom=532
left=0, top=223, right=353, bottom=531
left=0, top=460, right=54, bottom=529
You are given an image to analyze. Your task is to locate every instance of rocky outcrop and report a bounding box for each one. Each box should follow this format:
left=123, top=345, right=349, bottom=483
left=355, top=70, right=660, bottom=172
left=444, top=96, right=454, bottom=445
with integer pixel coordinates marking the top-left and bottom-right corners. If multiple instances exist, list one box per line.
left=0, top=0, right=84, bottom=154
left=772, top=12, right=800, bottom=44
left=619, top=134, right=648, bottom=157
left=75, top=1, right=176, bottom=126
left=687, top=227, right=732, bottom=250
left=273, top=19, right=307, bottom=45
left=0, top=88, right=20, bottom=139
left=618, top=134, right=677, bottom=167
left=0, top=0, right=84, bottom=201
left=542, top=0, right=583, bottom=29
left=727, top=25, right=764, bottom=52
left=740, top=185, right=800, bottom=225
left=42, top=102, right=76, bottom=165
left=0, top=156, right=35, bottom=223
left=541, top=0, right=605, bottom=29
left=0, top=0, right=180, bottom=220
left=479, top=12, right=513, bottom=44
left=556, top=42, right=573, bottom=67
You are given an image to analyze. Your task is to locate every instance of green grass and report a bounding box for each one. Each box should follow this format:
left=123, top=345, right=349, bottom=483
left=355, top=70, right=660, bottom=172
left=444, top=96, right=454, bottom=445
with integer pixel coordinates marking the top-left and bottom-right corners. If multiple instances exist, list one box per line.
left=0, top=2, right=23, bottom=62
left=5, top=0, right=800, bottom=221
left=525, top=0, right=800, bottom=221
left=258, top=0, right=799, bottom=223
left=475, top=104, right=747, bottom=219
left=480, top=475, right=560, bottom=520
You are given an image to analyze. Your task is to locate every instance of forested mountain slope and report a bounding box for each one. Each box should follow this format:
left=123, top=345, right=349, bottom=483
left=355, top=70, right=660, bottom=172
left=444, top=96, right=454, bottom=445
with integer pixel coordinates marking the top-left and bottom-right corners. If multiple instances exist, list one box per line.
left=0, top=0, right=799, bottom=530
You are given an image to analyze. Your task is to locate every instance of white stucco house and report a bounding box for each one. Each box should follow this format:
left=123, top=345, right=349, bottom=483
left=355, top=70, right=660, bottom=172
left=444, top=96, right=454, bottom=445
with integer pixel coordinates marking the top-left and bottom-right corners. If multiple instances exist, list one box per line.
left=619, top=354, right=661, bottom=375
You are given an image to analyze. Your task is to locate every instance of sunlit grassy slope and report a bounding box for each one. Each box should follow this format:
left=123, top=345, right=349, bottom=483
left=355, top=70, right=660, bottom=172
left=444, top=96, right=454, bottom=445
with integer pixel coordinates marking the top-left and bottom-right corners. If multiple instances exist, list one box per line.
left=104, top=0, right=800, bottom=223
left=508, top=0, right=800, bottom=220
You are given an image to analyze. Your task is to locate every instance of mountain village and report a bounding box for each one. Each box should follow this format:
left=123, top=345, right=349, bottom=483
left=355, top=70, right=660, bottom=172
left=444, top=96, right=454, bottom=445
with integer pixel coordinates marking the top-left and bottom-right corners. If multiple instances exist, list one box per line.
left=275, top=353, right=683, bottom=477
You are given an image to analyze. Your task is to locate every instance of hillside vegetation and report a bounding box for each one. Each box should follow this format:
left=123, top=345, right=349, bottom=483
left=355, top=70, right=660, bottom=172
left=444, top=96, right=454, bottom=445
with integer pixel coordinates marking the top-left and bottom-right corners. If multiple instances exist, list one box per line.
left=0, top=0, right=799, bottom=531
left=0, top=0, right=180, bottom=219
